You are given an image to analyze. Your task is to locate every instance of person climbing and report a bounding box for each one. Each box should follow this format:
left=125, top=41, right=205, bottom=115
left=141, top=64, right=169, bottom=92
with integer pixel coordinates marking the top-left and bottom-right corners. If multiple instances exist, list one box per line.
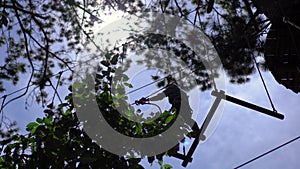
left=136, top=78, right=200, bottom=137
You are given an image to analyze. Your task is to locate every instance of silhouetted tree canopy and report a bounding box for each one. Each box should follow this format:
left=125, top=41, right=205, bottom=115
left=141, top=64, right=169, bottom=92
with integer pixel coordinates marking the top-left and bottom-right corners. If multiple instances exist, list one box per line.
left=0, top=0, right=276, bottom=168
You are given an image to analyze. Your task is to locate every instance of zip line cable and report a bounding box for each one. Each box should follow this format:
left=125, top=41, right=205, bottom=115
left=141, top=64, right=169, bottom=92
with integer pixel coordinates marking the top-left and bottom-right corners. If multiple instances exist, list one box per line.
left=125, top=65, right=195, bottom=96
left=126, top=53, right=221, bottom=97
left=234, top=135, right=300, bottom=169
left=0, top=33, right=204, bottom=113
left=145, top=84, right=168, bottom=98
left=125, top=75, right=167, bottom=95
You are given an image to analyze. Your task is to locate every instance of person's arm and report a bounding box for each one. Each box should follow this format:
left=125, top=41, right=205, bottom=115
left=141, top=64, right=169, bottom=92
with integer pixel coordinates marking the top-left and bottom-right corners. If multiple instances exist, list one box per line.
left=137, top=92, right=166, bottom=105
left=149, top=92, right=166, bottom=101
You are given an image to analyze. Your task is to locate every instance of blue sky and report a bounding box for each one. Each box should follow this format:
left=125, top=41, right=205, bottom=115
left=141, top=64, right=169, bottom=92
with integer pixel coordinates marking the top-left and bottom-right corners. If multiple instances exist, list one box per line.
left=139, top=70, right=300, bottom=169
left=1, top=3, right=300, bottom=169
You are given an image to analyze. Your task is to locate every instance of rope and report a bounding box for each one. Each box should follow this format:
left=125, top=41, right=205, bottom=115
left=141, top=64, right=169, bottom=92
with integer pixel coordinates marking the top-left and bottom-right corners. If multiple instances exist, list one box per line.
left=234, top=135, right=300, bottom=168
left=276, top=0, right=300, bottom=58
left=244, top=35, right=277, bottom=112
left=210, top=70, right=217, bottom=91
left=283, top=17, right=300, bottom=31
left=0, top=95, right=7, bottom=123
left=205, top=52, right=218, bottom=91
left=132, top=101, right=163, bottom=114
left=252, top=53, right=277, bottom=112
left=146, top=102, right=163, bottom=114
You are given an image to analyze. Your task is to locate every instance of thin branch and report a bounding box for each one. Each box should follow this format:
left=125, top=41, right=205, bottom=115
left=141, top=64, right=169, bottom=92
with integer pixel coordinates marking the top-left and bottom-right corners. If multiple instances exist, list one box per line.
left=48, top=74, right=63, bottom=105
left=172, top=0, right=202, bottom=29
left=1, top=4, right=48, bottom=19
left=193, top=7, right=198, bottom=25
left=81, top=0, right=87, bottom=25
left=0, top=95, right=7, bottom=123
left=159, top=0, right=163, bottom=12
left=2, top=0, right=35, bottom=112
left=105, top=0, right=117, bottom=11
left=71, top=6, right=104, bottom=53
left=211, top=6, right=229, bottom=23
left=242, top=0, right=254, bottom=18
left=174, top=0, right=184, bottom=17
left=30, top=15, right=51, bottom=86
left=24, top=30, right=73, bottom=71
left=75, top=3, right=103, bottom=22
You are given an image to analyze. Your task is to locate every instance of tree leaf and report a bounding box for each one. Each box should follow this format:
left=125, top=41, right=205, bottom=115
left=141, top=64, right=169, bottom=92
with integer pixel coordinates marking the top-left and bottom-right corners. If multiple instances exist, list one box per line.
left=163, top=164, right=173, bottom=169
left=111, top=54, right=119, bottom=65
left=36, top=118, right=43, bottom=123
left=1, top=16, right=8, bottom=27
left=44, top=117, right=52, bottom=125
left=101, top=60, right=110, bottom=67
left=147, top=156, right=155, bottom=164
left=26, top=122, right=39, bottom=135
left=105, top=53, right=111, bottom=59
left=124, top=83, right=133, bottom=88
left=26, top=122, right=39, bottom=130
left=165, top=116, right=174, bottom=124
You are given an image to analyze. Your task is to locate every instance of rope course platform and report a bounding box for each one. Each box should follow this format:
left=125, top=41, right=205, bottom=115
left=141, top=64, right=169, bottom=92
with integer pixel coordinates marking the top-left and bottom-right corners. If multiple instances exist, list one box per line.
left=264, top=23, right=300, bottom=93
left=254, top=0, right=300, bottom=93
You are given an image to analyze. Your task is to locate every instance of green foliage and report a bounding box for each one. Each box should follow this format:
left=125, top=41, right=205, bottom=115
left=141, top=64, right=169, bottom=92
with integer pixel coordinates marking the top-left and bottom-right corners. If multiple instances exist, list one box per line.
left=0, top=55, right=179, bottom=168
left=0, top=100, right=147, bottom=168
left=163, top=163, right=173, bottom=169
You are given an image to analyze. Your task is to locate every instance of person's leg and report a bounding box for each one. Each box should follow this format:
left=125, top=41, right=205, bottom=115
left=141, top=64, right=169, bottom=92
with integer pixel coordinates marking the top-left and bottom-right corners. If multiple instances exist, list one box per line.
left=180, top=116, right=200, bottom=138
left=191, top=121, right=200, bottom=131
left=179, top=108, right=199, bottom=131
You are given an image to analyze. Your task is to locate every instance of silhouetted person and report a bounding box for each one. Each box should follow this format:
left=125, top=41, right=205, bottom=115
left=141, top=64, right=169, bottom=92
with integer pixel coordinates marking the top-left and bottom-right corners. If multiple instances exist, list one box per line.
left=137, top=81, right=200, bottom=136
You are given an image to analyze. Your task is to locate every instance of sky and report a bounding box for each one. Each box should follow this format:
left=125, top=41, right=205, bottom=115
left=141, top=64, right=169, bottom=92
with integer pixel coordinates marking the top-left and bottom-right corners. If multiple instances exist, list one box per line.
left=139, top=70, right=300, bottom=169
left=1, top=2, right=300, bottom=169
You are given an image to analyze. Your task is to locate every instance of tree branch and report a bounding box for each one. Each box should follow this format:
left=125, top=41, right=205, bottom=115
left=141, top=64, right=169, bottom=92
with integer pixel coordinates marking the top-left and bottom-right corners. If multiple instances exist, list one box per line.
left=23, top=30, right=73, bottom=71
left=2, top=0, right=36, bottom=111
left=71, top=6, right=104, bottom=53
left=30, top=15, right=51, bottom=87
left=1, top=4, right=48, bottom=20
